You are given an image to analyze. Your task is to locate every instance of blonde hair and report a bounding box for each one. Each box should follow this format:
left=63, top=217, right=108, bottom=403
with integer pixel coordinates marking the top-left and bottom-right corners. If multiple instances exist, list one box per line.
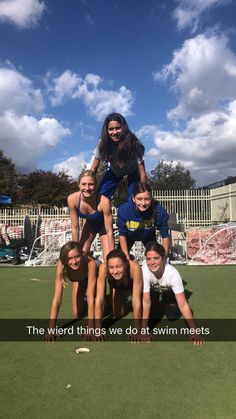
left=59, top=241, right=83, bottom=288
left=78, top=169, right=97, bottom=185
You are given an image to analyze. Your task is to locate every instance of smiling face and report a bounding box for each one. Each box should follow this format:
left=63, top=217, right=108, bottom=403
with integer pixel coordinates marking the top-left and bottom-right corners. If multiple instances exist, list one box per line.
left=145, top=250, right=165, bottom=275
left=107, top=120, right=122, bottom=142
left=107, top=257, right=126, bottom=281
left=132, top=191, right=152, bottom=212
left=67, top=248, right=82, bottom=270
left=78, top=175, right=96, bottom=198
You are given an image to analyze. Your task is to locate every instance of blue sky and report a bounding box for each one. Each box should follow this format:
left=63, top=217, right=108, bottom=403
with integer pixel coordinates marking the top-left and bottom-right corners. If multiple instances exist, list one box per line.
left=0, top=0, right=236, bottom=186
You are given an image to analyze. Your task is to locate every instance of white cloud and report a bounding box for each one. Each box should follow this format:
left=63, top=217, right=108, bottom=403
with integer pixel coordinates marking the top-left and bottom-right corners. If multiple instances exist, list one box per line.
left=173, top=0, right=229, bottom=32
left=47, top=70, right=134, bottom=121
left=0, top=0, right=45, bottom=28
left=138, top=101, right=236, bottom=185
left=47, top=70, right=83, bottom=106
left=155, top=34, right=236, bottom=120
left=0, top=112, right=70, bottom=171
left=53, top=154, right=88, bottom=180
left=0, top=65, right=70, bottom=171
left=0, top=67, right=44, bottom=114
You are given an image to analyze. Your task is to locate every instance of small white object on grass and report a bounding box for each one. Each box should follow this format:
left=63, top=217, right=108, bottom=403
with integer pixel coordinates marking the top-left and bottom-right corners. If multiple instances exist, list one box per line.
left=66, top=384, right=72, bottom=389
left=75, top=347, right=90, bottom=354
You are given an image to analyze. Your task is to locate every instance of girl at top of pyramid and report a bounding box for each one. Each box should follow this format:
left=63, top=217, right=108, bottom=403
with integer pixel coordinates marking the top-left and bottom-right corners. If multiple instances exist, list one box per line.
left=91, top=112, right=147, bottom=200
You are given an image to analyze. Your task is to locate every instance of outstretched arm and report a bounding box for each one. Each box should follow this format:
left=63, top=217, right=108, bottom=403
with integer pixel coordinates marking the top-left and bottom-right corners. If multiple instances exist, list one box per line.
left=91, top=157, right=100, bottom=174
left=137, top=162, right=147, bottom=183
left=45, top=262, right=64, bottom=342
left=101, top=196, right=115, bottom=257
left=142, top=292, right=151, bottom=329
left=119, top=235, right=130, bottom=260
left=95, top=263, right=107, bottom=322
left=130, top=261, right=143, bottom=322
left=86, top=259, right=98, bottom=322
left=162, top=237, right=170, bottom=257
left=175, top=292, right=204, bottom=345
left=67, top=193, right=80, bottom=242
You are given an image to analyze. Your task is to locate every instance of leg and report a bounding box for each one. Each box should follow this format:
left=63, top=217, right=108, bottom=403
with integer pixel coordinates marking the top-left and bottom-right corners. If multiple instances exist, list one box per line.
left=127, top=168, right=141, bottom=199
left=163, top=290, right=181, bottom=320
left=148, top=290, right=165, bottom=328
left=112, top=288, right=125, bottom=318
left=72, top=280, right=87, bottom=318
left=99, top=230, right=109, bottom=262
left=97, top=169, right=122, bottom=199
left=79, top=221, right=96, bottom=255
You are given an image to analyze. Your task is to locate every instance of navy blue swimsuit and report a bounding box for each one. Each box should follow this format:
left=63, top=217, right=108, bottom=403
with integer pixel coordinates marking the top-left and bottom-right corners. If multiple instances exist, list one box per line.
left=76, top=194, right=105, bottom=234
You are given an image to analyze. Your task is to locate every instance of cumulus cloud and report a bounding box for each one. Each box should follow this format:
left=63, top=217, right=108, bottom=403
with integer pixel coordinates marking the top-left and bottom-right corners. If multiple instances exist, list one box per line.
left=138, top=101, right=236, bottom=185
left=0, top=65, right=70, bottom=171
left=0, top=0, right=45, bottom=28
left=0, top=67, right=44, bottom=114
left=53, top=153, right=89, bottom=179
left=173, top=0, right=229, bottom=32
left=154, top=33, right=236, bottom=120
left=46, top=70, right=134, bottom=121
left=0, top=112, right=70, bottom=172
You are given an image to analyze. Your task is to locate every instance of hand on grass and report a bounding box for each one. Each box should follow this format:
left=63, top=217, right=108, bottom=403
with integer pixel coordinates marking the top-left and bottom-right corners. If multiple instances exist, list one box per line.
left=190, top=334, right=205, bottom=346
left=44, top=332, right=60, bottom=342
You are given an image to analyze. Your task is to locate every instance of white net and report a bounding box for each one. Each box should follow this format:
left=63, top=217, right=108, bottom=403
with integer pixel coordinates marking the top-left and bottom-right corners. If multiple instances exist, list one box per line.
left=187, top=223, right=236, bottom=265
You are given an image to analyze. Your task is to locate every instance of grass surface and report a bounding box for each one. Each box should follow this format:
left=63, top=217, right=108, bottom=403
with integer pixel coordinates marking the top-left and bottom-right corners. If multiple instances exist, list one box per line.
left=0, top=265, right=235, bottom=419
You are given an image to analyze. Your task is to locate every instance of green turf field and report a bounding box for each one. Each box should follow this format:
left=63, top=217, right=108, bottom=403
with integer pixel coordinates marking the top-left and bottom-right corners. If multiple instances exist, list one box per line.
left=0, top=265, right=236, bottom=419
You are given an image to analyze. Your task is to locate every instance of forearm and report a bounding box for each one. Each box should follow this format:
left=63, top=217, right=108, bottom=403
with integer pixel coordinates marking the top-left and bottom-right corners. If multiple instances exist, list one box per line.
left=138, top=163, right=147, bottom=183
left=71, top=226, right=80, bottom=242
left=162, top=237, right=170, bottom=257
left=95, top=296, right=104, bottom=318
left=119, top=236, right=130, bottom=260
left=48, top=300, right=61, bottom=329
left=132, top=298, right=142, bottom=329
left=142, top=301, right=151, bottom=328
left=87, top=296, right=95, bottom=319
left=109, top=234, right=115, bottom=251
left=91, top=158, right=100, bottom=173
left=179, top=301, right=197, bottom=330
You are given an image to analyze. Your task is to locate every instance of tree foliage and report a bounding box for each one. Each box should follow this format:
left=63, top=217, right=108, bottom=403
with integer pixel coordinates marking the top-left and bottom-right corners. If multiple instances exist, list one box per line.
left=0, top=150, right=18, bottom=197
left=148, top=160, right=196, bottom=190
left=16, top=170, right=78, bottom=206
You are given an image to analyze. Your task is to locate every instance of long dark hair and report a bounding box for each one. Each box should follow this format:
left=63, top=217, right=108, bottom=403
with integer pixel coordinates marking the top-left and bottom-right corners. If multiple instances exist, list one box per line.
left=106, top=249, right=129, bottom=281
left=98, top=113, right=145, bottom=165
left=133, top=182, right=158, bottom=219
left=145, top=241, right=166, bottom=259
left=59, top=241, right=83, bottom=287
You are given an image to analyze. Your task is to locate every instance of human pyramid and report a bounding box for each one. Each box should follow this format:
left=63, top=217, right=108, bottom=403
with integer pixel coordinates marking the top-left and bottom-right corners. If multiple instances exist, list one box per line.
left=45, top=113, right=204, bottom=345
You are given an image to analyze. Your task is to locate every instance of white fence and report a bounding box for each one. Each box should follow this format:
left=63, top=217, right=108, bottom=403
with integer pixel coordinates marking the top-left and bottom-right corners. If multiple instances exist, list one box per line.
left=1, top=184, right=235, bottom=229
left=152, top=189, right=211, bottom=227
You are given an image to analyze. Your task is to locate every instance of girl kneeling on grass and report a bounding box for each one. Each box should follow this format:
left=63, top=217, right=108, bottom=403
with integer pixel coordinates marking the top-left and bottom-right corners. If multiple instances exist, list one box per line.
left=142, top=241, right=204, bottom=345
left=95, top=249, right=144, bottom=342
left=45, top=241, right=97, bottom=342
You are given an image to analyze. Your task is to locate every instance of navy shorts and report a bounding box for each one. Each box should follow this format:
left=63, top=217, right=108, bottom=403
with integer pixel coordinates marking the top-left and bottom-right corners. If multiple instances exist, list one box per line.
left=97, top=168, right=140, bottom=199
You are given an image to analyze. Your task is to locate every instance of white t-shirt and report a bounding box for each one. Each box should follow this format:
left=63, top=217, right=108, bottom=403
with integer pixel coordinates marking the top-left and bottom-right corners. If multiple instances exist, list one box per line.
left=142, top=262, right=184, bottom=294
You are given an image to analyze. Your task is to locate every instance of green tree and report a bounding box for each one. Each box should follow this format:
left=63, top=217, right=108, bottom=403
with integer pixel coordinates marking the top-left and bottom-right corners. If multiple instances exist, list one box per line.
left=17, top=170, right=78, bottom=206
left=0, top=150, right=18, bottom=199
left=148, top=160, right=196, bottom=190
